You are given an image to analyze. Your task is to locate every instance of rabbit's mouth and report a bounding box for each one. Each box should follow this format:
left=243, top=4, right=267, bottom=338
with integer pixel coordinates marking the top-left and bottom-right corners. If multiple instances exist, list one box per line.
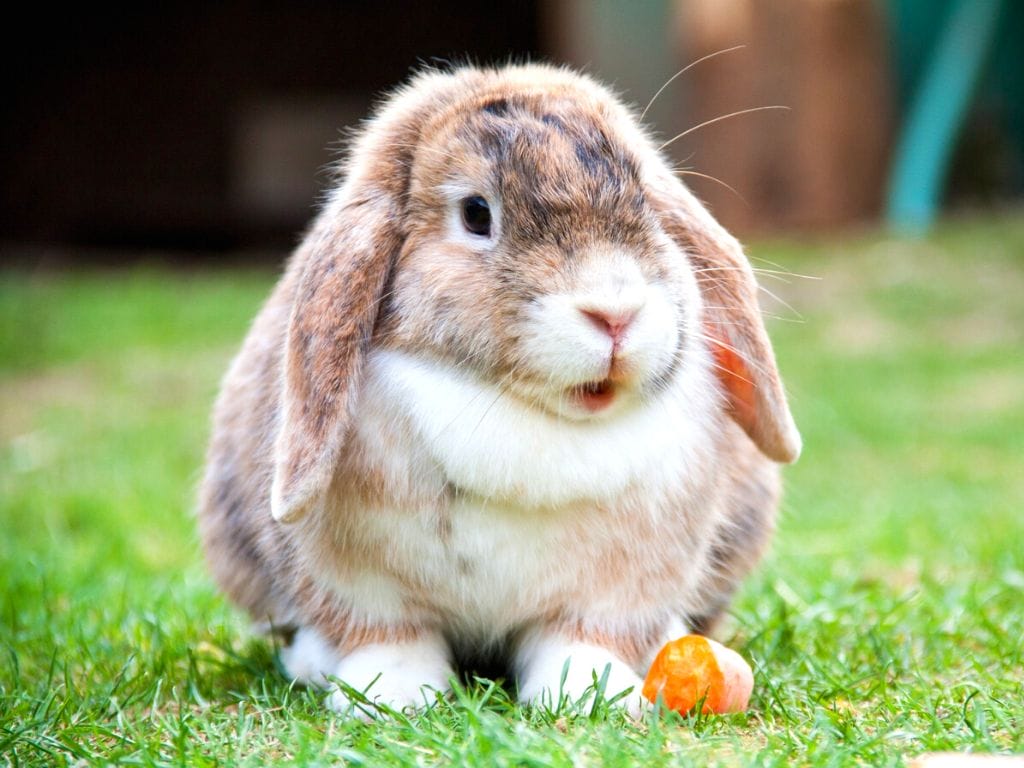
left=570, top=378, right=616, bottom=412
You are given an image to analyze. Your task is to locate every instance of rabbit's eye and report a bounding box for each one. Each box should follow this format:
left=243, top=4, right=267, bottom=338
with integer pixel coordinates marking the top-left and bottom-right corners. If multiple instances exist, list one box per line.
left=461, top=196, right=492, bottom=237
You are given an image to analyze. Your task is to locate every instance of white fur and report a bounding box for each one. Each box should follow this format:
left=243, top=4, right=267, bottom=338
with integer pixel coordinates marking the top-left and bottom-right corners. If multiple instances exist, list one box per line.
left=326, top=637, right=454, bottom=719
left=279, top=626, right=341, bottom=689
left=516, top=250, right=681, bottom=411
left=319, top=495, right=583, bottom=643
left=316, top=572, right=411, bottom=626
left=515, top=633, right=647, bottom=718
left=363, top=342, right=719, bottom=509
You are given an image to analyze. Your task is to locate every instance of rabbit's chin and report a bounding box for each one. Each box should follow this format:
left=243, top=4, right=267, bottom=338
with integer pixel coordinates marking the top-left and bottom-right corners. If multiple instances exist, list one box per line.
left=361, top=345, right=722, bottom=509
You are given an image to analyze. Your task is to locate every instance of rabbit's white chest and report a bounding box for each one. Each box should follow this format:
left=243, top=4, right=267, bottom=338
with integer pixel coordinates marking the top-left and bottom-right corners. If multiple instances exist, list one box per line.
left=360, top=348, right=721, bottom=509
left=321, top=348, right=723, bottom=632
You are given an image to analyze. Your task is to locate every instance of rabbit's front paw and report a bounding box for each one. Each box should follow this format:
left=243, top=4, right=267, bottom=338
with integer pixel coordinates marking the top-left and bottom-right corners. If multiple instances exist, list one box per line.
left=516, top=638, right=647, bottom=719
left=279, top=626, right=340, bottom=688
left=325, top=638, right=454, bottom=719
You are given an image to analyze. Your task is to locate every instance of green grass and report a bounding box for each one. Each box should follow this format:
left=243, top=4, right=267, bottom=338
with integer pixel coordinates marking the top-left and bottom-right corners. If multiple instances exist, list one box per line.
left=2, top=215, right=1023, bottom=766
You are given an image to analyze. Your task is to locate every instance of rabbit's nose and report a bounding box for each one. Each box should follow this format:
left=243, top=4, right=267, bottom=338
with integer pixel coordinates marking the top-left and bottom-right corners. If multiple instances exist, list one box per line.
left=579, top=306, right=640, bottom=344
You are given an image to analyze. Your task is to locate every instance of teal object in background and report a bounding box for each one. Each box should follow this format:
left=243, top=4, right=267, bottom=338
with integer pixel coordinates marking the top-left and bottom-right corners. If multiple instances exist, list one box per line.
left=886, top=0, right=1007, bottom=233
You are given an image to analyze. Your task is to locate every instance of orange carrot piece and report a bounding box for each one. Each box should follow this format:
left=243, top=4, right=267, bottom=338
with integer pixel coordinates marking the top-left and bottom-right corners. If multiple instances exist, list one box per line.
left=642, top=635, right=754, bottom=714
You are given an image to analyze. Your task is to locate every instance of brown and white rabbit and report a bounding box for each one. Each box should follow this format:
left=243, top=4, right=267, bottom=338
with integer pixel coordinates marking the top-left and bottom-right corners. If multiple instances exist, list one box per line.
left=198, top=63, right=800, bottom=718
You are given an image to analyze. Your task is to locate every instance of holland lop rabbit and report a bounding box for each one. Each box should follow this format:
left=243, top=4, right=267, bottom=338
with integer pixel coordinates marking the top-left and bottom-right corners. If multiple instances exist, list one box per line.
left=198, top=63, right=800, bottom=718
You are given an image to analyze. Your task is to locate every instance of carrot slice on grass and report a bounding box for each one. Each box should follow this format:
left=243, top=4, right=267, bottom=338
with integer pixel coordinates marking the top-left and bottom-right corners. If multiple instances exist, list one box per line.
left=642, top=635, right=753, bottom=714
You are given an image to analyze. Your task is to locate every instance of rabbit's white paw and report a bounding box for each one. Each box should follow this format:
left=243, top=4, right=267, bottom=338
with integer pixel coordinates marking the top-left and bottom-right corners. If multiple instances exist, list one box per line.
left=516, top=637, right=648, bottom=719
left=326, top=638, right=454, bottom=719
left=279, top=626, right=340, bottom=688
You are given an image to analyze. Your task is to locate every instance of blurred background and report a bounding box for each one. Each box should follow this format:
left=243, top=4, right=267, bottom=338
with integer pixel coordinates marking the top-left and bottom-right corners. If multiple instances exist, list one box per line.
left=3, top=0, right=1023, bottom=262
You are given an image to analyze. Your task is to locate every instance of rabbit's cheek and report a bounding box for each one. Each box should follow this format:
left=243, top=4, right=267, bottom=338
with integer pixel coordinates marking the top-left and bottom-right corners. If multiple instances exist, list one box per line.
left=609, top=288, right=682, bottom=382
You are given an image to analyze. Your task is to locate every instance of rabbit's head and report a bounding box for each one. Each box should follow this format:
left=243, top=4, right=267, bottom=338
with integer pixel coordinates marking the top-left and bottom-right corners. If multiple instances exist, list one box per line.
left=271, top=64, right=800, bottom=524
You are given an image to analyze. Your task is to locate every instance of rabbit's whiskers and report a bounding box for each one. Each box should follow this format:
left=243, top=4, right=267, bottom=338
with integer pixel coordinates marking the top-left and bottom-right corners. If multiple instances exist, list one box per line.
left=659, top=105, right=790, bottom=152
left=674, top=169, right=746, bottom=204
left=640, top=45, right=746, bottom=122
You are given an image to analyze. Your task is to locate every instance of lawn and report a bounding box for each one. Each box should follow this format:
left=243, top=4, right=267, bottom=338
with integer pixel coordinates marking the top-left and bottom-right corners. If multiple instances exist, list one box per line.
left=2, top=214, right=1022, bottom=766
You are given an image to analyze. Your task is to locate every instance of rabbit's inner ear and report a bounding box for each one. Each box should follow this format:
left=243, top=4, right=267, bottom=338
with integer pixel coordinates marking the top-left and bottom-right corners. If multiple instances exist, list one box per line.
left=704, top=322, right=757, bottom=431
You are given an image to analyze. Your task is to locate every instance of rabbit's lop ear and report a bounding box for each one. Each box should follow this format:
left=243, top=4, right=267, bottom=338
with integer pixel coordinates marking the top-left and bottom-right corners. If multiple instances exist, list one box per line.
left=650, top=175, right=802, bottom=463
left=270, top=89, right=431, bottom=523
left=270, top=204, right=399, bottom=523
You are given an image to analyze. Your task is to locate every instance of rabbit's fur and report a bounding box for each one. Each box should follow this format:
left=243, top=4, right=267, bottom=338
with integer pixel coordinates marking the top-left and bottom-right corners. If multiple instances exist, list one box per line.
left=198, top=64, right=800, bottom=717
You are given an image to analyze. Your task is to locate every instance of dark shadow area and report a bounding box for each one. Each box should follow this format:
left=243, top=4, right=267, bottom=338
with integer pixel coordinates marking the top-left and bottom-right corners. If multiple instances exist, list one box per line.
left=2, top=3, right=541, bottom=259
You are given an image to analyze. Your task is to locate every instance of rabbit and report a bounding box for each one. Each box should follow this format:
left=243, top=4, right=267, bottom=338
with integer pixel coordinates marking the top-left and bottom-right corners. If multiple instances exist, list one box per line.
left=198, top=62, right=801, bottom=719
